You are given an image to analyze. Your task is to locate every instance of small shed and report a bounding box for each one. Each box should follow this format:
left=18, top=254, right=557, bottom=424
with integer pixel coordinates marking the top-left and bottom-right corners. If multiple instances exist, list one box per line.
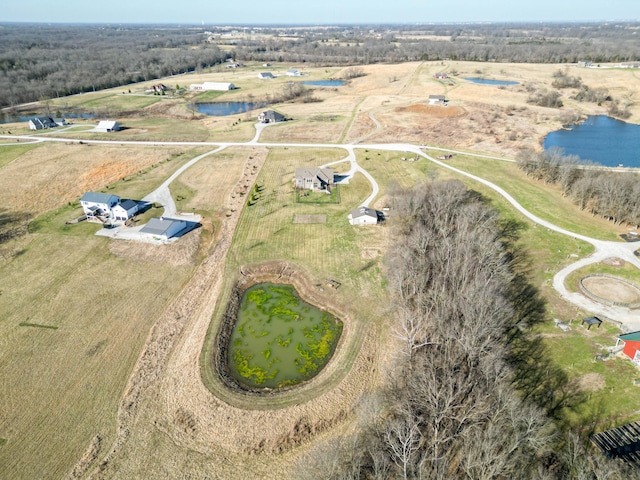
left=616, top=331, right=640, bottom=365
left=258, top=110, right=286, bottom=123
left=581, top=316, right=602, bottom=330
left=348, top=206, right=380, bottom=226
left=140, top=217, right=187, bottom=241
left=96, top=120, right=121, bottom=132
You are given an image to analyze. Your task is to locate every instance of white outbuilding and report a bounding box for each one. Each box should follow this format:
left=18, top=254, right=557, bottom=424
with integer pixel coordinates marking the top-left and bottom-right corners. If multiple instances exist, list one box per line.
left=95, top=120, right=121, bottom=132
left=189, top=82, right=236, bottom=91
left=348, top=206, right=380, bottom=226
left=140, top=217, right=187, bottom=241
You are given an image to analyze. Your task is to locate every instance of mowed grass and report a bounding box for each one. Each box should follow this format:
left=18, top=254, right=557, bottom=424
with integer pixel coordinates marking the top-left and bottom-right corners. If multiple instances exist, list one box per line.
left=536, top=321, right=640, bottom=429
left=0, top=228, right=194, bottom=479
left=228, top=146, right=384, bottom=294
left=440, top=153, right=622, bottom=241
left=56, top=92, right=161, bottom=111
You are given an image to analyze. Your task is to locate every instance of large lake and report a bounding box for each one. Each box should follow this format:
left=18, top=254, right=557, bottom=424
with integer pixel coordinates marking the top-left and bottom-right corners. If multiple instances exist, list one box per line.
left=544, top=115, right=640, bottom=168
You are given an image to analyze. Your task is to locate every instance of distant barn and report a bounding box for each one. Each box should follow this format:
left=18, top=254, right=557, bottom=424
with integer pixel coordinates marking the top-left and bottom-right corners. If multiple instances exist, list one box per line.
left=189, top=82, right=236, bottom=91
left=95, top=120, right=120, bottom=132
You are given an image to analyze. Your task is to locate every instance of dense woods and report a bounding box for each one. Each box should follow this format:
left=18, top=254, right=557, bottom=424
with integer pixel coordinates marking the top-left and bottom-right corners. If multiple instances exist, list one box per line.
left=0, top=24, right=226, bottom=107
left=1, top=22, right=640, bottom=108
left=517, top=148, right=640, bottom=226
left=296, top=180, right=635, bottom=479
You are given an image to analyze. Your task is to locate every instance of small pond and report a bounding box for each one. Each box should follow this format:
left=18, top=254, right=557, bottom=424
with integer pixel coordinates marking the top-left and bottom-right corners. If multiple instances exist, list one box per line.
left=301, top=80, right=345, bottom=87
left=544, top=115, right=640, bottom=168
left=464, top=77, right=519, bottom=86
left=194, top=101, right=267, bottom=116
left=228, top=283, right=342, bottom=389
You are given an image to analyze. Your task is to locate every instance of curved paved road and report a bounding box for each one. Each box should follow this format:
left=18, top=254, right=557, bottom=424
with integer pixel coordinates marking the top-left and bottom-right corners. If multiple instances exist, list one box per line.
left=2, top=125, right=640, bottom=330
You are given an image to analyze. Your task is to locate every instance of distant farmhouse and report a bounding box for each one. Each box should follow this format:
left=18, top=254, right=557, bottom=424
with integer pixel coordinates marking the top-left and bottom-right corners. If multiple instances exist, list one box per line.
left=28, top=116, right=65, bottom=130
left=428, top=94, right=448, bottom=106
left=348, top=206, right=382, bottom=226
left=258, top=110, right=287, bottom=124
left=147, top=83, right=167, bottom=93
left=286, top=69, right=302, bottom=77
left=189, top=82, right=236, bottom=91
left=258, top=72, right=275, bottom=80
left=95, top=120, right=121, bottom=132
left=80, top=192, right=139, bottom=224
left=295, top=167, right=334, bottom=191
left=434, top=72, right=449, bottom=79
left=139, top=217, right=187, bottom=242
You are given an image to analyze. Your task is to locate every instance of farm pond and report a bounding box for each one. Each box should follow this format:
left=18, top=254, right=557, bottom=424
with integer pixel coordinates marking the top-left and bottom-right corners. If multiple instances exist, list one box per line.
left=228, top=283, right=342, bottom=389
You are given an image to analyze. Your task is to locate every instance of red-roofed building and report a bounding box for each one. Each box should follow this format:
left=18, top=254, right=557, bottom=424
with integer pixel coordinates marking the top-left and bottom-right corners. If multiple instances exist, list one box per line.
left=616, top=332, right=640, bottom=366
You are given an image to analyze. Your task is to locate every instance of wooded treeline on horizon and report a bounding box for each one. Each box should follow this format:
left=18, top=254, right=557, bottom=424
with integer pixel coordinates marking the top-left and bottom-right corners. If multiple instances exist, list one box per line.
left=1, top=22, right=639, bottom=108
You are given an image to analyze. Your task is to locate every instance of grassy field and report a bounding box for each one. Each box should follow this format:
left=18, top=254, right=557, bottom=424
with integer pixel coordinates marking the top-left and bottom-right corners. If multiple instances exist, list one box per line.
left=440, top=153, right=623, bottom=241
left=0, top=219, right=195, bottom=479
left=2, top=59, right=640, bottom=478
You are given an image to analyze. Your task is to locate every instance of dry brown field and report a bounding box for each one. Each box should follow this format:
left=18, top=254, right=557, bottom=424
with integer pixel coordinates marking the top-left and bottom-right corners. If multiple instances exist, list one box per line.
left=1, top=59, right=639, bottom=479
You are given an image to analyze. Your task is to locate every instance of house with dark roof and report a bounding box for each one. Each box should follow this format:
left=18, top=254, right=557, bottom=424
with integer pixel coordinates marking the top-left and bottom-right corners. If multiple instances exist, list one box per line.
left=616, top=331, right=640, bottom=366
left=258, top=110, right=287, bottom=123
left=28, top=117, right=58, bottom=131
left=112, top=199, right=139, bottom=222
left=258, top=72, right=275, bottom=80
left=348, top=206, right=381, bottom=226
left=294, top=167, right=334, bottom=191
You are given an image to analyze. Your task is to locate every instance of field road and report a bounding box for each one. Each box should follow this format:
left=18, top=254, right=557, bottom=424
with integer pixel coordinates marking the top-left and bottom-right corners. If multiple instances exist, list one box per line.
left=2, top=125, right=640, bottom=330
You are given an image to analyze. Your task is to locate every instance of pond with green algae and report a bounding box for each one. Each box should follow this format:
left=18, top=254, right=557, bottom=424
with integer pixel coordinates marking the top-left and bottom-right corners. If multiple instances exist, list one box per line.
left=228, top=283, right=343, bottom=389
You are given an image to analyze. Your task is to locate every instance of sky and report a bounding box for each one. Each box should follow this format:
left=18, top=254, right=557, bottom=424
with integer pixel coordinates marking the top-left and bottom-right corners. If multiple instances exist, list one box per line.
left=3, top=0, right=640, bottom=24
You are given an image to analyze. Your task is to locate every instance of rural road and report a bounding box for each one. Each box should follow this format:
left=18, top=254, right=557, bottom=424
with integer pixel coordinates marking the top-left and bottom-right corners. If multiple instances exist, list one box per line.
left=2, top=124, right=640, bottom=330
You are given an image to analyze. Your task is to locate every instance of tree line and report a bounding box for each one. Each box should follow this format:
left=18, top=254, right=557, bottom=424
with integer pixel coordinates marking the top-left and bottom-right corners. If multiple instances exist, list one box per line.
left=0, top=24, right=227, bottom=108
left=1, top=22, right=640, bottom=108
left=517, top=148, right=640, bottom=227
left=296, top=180, right=635, bottom=479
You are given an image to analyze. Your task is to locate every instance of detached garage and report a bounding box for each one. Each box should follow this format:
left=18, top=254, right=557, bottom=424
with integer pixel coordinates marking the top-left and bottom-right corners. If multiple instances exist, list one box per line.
left=348, top=206, right=380, bottom=226
left=140, top=217, right=186, bottom=242
left=95, top=120, right=121, bottom=132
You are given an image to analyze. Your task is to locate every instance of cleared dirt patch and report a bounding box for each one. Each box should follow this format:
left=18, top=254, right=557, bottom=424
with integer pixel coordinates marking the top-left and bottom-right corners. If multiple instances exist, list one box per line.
left=576, top=372, right=606, bottom=392
left=581, top=275, right=640, bottom=304
left=397, top=103, right=466, bottom=118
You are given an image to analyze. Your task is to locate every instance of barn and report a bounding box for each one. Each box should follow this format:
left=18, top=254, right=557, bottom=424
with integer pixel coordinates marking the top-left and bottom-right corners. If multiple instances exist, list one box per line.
left=616, top=332, right=640, bottom=366
left=189, top=82, right=236, bottom=91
